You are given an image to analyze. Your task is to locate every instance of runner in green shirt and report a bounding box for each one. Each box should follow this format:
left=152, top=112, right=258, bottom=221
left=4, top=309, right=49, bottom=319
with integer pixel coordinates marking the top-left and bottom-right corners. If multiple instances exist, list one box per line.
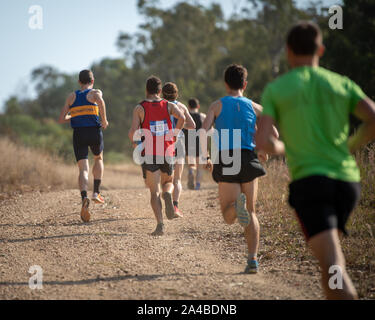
left=256, top=21, right=375, bottom=300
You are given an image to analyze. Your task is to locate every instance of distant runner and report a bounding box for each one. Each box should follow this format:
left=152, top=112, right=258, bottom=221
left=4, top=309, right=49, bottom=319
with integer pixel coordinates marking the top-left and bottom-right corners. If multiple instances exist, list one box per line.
left=201, top=64, right=275, bottom=274
left=162, top=82, right=196, bottom=218
left=129, top=76, right=185, bottom=235
left=256, top=21, right=375, bottom=299
left=184, top=98, right=206, bottom=190
left=59, top=70, right=109, bottom=222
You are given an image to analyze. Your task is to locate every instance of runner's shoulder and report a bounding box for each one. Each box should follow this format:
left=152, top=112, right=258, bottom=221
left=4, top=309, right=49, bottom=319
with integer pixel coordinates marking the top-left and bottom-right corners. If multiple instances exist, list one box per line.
left=251, top=101, right=263, bottom=115
left=134, top=103, right=144, bottom=112
left=266, top=69, right=299, bottom=90
left=266, top=66, right=351, bottom=92
left=67, top=91, right=76, bottom=105
left=207, top=100, right=222, bottom=118
left=316, top=67, right=357, bottom=88
left=176, top=101, right=189, bottom=112
left=90, top=89, right=103, bottom=97
left=210, top=99, right=222, bottom=109
left=308, top=67, right=364, bottom=99
left=132, top=104, right=145, bottom=121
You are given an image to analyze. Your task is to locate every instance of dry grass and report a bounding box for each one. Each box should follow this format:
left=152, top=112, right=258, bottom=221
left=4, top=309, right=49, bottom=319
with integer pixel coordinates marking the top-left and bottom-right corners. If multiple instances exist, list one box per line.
left=0, top=138, right=148, bottom=196
left=0, top=138, right=76, bottom=195
left=344, top=144, right=375, bottom=298
left=258, top=152, right=375, bottom=299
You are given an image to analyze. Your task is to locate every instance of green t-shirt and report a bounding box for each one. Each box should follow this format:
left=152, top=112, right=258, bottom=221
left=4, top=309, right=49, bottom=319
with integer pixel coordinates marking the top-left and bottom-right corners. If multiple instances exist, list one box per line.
left=261, top=66, right=366, bottom=182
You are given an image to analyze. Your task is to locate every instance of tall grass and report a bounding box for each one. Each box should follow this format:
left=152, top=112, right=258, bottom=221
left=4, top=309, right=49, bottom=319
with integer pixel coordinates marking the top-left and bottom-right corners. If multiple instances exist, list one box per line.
left=356, top=144, right=375, bottom=207
left=344, top=144, right=375, bottom=298
left=258, top=146, right=375, bottom=299
left=0, top=138, right=76, bottom=194
left=0, top=138, right=140, bottom=195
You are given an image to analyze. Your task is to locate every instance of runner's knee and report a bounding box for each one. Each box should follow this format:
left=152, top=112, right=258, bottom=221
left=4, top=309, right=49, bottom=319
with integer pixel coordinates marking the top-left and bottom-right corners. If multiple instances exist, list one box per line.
left=94, top=153, right=103, bottom=161
left=79, top=168, right=89, bottom=180
left=161, top=176, right=173, bottom=186
left=173, top=177, right=181, bottom=186
left=222, top=207, right=236, bottom=225
left=223, top=214, right=236, bottom=225
left=150, top=191, right=160, bottom=200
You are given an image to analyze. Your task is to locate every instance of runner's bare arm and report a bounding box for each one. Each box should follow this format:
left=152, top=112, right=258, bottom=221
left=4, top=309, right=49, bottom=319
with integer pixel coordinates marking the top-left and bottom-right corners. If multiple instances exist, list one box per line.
left=253, top=102, right=279, bottom=138
left=58, top=92, right=75, bottom=124
left=168, top=102, right=185, bottom=131
left=252, top=102, right=263, bottom=117
left=91, top=89, right=109, bottom=130
left=200, top=113, right=207, bottom=124
left=202, top=100, right=220, bottom=131
left=253, top=101, right=279, bottom=162
left=348, top=97, right=375, bottom=152
left=255, top=115, right=285, bottom=155
left=200, top=101, right=220, bottom=170
left=128, top=105, right=144, bottom=147
left=178, top=102, right=196, bottom=129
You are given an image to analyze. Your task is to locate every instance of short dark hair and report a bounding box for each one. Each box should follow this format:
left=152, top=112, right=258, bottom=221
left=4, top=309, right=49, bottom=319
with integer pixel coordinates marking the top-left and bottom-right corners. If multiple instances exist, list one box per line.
left=79, top=70, right=94, bottom=84
left=287, top=21, right=322, bottom=55
left=188, top=98, right=199, bottom=109
left=224, top=64, right=248, bottom=90
left=146, top=76, right=162, bottom=94
left=162, top=82, right=178, bottom=101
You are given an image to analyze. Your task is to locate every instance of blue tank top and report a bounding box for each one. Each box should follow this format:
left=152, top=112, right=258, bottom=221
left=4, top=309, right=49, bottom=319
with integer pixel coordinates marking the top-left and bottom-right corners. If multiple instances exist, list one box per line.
left=170, top=100, right=179, bottom=128
left=170, top=100, right=185, bottom=139
left=69, top=89, right=101, bottom=128
left=214, top=96, right=256, bottom=151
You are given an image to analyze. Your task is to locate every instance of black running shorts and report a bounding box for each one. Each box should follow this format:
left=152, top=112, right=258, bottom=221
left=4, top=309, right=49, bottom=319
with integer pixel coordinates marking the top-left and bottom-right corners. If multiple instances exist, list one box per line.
left=141, top=156, right=174, bottom=179
left=212, top=149, right=266, bottom=184
left=73, top=127, right=104, bottom=162
left=289, top=175, right=361, bottom=241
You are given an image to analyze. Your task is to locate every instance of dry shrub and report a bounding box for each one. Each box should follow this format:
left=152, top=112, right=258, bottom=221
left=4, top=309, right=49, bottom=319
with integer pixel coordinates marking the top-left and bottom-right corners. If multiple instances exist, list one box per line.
left=259, top=152, right=375, bottom=299
left=0, top=138, right=76, bottom=193
left=258, top=158, right=310, bottom=262
left=344, top=144, right=375, bottom=298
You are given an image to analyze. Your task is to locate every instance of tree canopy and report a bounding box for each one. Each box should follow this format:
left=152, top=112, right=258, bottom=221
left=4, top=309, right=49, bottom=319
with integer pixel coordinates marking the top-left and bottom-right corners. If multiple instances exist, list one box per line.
left=1, top=0, right=374, bottom=161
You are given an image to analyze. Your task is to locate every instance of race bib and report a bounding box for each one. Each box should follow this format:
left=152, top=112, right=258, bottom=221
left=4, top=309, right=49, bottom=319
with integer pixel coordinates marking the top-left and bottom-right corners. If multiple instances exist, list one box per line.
left=150, top=120, right=169, bottom=136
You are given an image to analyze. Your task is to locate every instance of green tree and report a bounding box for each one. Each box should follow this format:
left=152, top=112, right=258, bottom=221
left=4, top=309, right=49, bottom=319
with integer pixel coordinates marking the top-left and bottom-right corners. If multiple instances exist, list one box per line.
left=321, top=0, right=375, bottom=99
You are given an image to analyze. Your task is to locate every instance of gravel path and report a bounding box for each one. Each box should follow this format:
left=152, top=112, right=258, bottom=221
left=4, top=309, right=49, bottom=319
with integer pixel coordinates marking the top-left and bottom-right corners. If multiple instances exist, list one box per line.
left=0, top=166, right=322, bottom=300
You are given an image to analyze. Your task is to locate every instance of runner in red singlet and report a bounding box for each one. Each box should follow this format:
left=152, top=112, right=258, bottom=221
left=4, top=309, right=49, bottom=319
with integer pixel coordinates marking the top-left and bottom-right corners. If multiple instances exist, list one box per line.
left=128, top=76, right=185, bottom=235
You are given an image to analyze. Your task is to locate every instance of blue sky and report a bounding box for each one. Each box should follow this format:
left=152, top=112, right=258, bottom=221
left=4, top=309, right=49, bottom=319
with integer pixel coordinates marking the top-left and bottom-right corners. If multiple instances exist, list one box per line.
left=0, top=0, right=339, bottom=110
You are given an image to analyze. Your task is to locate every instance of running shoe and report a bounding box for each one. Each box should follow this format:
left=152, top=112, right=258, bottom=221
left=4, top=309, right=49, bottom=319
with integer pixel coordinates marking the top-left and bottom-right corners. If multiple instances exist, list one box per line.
left=92, top=193, right=105, bottom=204
left=244, top=259, right=259, bottom=274
left=151, top=223, right=165, bottom=236
left=174, top=206, right=183, bottom=218
left=80, top=197, right=91, bottom=223
left=162, top=192, right=175, bottom=220
left=195, top=182, right=201, bottom=190
left=187, top=171, right=195, bottom=190
left=235, top=193, right=251, bottom=227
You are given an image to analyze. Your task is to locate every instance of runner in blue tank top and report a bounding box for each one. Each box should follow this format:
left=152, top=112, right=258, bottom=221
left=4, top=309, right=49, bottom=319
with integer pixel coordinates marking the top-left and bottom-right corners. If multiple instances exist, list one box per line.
left=214, top=95, right=256, bottom=151
left=162, top=82, right=195, bottom=218
left=58, top=70, right=109, bottom=222
left=200, top=64, right=278, bottom=274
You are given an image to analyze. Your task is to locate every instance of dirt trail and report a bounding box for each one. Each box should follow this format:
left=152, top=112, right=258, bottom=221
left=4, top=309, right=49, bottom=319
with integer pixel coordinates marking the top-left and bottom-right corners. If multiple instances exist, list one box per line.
left=0, top=165, right=322, bottom=300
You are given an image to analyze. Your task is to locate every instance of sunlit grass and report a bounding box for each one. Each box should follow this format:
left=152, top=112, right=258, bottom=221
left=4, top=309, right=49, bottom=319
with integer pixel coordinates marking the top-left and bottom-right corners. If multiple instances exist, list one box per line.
left=258, top=148, right=375, bottom=299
